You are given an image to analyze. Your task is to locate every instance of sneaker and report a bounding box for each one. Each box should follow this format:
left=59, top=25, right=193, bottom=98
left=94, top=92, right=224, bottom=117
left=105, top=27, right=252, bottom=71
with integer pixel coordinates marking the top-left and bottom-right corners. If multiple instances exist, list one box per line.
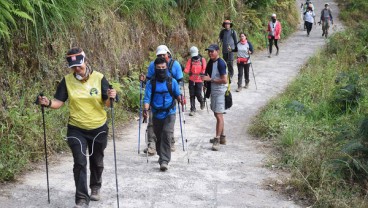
left=143, top=147, right=156, bottom=156
left=220, top=135, right=226, bottom=145
left=189, top=111, right=195, bottom=116
left=90, top=188, right=100, bottom=201
left=235, top=87, right=242, bottom=92
left=160, top=162, right=168, bottom=171
left=74, top=200, right=88, bottom=208
left=212, top=137, right=220, bottom=151
left=200, top=101, right=205, bottom=110
left=209, top=138, right=215, bottom=143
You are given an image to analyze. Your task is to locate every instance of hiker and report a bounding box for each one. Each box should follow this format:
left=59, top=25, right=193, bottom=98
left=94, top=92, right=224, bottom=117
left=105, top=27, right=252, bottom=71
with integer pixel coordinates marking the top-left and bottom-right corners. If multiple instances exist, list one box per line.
left=140, top=45, right=183, bottom=155
left=218, top=20, right=237, bottom=82
left=232, top=32, right=254, bottom=91
left=201, top=44, right=228, bottom=151
left=143, top=57, right=183, bottom=171
left=302, top=0, right=315, bottom=30
left=266, top=13, right=282, bottom=58
left=304, top=4, right=316, bottom=37
left=320, top=3, right=333, bottom=38
left=37, top=47, right=117, bottom=208
left=183, top=46, right=207, bottom=116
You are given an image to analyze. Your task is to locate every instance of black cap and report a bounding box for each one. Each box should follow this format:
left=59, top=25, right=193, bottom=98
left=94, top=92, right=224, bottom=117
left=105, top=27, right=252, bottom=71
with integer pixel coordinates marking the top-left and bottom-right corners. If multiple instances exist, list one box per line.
left=205, top=44, right=220, bottom=51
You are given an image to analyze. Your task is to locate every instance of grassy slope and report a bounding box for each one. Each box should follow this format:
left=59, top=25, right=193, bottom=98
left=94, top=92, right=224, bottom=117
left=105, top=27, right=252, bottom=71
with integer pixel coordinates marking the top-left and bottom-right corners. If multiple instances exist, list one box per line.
left=249, top=0, right=368, bottom=207
left=0, top=0, right=298, bottom=182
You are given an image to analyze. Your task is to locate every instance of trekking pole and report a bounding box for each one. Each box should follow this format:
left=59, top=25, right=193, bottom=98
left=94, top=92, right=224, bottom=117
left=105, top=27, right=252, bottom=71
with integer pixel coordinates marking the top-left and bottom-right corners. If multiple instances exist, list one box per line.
left=177, top=101, right=185, bottom=152
left=109, top=85, right=120, bottom=208
left=202, top=86, right=209, bottom=114
left=138, top=79, right=143, bottom=154
left=181, top=102, right=190, bottom=164
left=145, top=129, right=148, bottom=163
left=248, top=54, right=258, bottom=90
left=36, top=93, right=50, bottom=204
left=182, top=81, right=187, bottom=112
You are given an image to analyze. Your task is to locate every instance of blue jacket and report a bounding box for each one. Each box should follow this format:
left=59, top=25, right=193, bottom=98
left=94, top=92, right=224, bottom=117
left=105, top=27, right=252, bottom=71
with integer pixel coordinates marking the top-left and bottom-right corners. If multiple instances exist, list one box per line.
left=146, top=59, right=183, bottom=82
left=144, top=78, right=181, bottom=119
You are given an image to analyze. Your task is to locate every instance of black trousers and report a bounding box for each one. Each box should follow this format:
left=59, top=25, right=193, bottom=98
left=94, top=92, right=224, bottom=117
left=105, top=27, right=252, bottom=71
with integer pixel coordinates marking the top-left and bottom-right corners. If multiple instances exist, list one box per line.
left=305, top=21, right=313, bottom=35
left=153, top=114, right=176, bottom=164
left=188, top=80, right=204, bottom=111
left=223, top=52, right=234, bottom=80
left=268, top=36, right=279, bottom=54
left=67, top=123, right=108, bottom=204
left=237, top=63, right=250, bottom=87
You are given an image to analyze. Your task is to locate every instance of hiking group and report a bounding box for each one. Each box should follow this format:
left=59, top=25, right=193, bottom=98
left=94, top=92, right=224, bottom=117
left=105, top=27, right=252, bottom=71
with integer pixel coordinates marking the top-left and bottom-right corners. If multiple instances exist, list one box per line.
left=301, top=1, right=334, bottom=38
left=35, top=6, right=334, bottom=207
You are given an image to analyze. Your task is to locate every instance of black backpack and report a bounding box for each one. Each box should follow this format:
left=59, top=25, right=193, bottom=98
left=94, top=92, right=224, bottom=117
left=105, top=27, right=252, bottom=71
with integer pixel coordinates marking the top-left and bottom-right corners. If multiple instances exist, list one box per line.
left=150, top=77, right=175, bottom=112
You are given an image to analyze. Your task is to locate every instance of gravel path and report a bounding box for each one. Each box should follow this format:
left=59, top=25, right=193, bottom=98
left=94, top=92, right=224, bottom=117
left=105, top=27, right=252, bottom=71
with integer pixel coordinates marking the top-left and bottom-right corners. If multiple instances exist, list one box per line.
left=0, top=0, right=343, bottom=207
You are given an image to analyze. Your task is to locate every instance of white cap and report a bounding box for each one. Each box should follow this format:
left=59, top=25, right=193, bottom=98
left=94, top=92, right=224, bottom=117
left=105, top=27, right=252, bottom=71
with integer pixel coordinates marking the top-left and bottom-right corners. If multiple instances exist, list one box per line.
left=189, top=46, right=199, bottom=57
left=156, top=45, right=171, bottom=56
left=271, top=13, right=277, bottom=17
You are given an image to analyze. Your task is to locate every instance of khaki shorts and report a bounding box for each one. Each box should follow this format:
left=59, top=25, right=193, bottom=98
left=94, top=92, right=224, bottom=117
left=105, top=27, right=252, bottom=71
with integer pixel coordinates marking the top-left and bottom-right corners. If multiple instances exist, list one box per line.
left=210, top=94, right=225, bottom=113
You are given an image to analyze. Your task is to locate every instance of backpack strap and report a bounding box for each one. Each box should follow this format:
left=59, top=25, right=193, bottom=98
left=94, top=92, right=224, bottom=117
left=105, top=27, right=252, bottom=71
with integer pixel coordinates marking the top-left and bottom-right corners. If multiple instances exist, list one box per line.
left=150, top=77, right=175, bottom=112
left=168, top=59, right=175, bottom=77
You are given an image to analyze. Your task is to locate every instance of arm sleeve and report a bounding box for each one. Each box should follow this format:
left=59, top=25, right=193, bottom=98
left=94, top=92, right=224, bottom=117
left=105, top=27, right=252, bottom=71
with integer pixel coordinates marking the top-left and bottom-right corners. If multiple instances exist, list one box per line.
left=143, top=80, right=152, bottom=105
left=248, top=42, right=254, bottom=53
left=146, top=62, right=155, bottom=80
left=232, top=43, right=239, bottom=52
left=101, top=77, right=109, bottom=101
left=172, top=79, right=181, bottom=97
left=233, top=30, right=238, bottom=45
left=184, top=59, right=191, bottom=74
left=173, top=61, right=184, bottom=81
left=54, top=78, right=68, bottom=102
left=201, top=58, right=207, bottom=74
left=218, top=59, right=227, bottom=75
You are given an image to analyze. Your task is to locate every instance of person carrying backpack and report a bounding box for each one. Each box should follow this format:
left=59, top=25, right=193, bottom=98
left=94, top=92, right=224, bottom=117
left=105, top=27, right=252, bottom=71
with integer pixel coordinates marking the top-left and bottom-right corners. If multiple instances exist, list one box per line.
left=320, top=3, right=333, bottom=38
left=218, top=20, right=237, bottom=82
left=304, top=4, right=316, bottom=37
left=183, top=46, right=207, bottom=116
left=201, top=44, right=228, bottom=151
left=266, top=13, right=282, bottom=58
left=143, top=57, right=183, bottom=171
left=232, top=32, right=254, bottom=91
left=140, top=45, right=183, bottom=155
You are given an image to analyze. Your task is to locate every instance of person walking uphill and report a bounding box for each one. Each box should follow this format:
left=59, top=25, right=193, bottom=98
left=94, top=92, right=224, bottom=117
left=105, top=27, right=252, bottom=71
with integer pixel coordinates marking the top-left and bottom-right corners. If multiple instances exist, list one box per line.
left=143, top=57, right=183, bottom=171
left=233, top=32, right=254, bottom=92
left=304, top=4, right=316, bottom=37
left=184, top=46, right=207, bottom=116
left=219, top=20, right=237, bottom=82
left=140, top=45, right=183, bottom=155
left=266, top=14, right=282, bottom=58
left=201, top=44, right=228, bottom=151
left=37, top=47, right=117, bottom=208
left=320, top=3, right=333, bottom=38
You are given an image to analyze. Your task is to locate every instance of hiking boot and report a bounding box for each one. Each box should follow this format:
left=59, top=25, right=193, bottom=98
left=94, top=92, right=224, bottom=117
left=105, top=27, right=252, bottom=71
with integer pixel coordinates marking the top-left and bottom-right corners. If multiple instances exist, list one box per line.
left=236, top=87, right=242, bottom=92
left=200, top=101, right=205, bottom=110
left=143, top=147, right=156, bottom=156
left=160, top=162, right=168, bottom=171
left=220, top=135, right=226, bottom=145
left=244, top=83, right=249, bottom=89
left=90, top=188, right=100, bottom=201
left=268, top=53, right=271, bottom=58
left=212, top=137, right=220, bottom=151
left=189, top=111, right=195, bottom=116
left=276, top=49, right=279, bottom=56
left=74, top=200, right=88, bottom=208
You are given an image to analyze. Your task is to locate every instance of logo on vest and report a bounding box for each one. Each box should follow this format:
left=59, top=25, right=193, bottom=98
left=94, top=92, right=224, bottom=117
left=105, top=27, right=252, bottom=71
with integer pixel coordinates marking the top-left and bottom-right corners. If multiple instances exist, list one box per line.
left=90, top=88, right=98, bottom=96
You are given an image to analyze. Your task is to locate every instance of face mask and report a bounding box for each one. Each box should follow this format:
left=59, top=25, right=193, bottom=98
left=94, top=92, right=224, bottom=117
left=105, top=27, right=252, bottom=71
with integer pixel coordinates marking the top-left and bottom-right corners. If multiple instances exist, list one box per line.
left=155, top=68, right=167, bottom=82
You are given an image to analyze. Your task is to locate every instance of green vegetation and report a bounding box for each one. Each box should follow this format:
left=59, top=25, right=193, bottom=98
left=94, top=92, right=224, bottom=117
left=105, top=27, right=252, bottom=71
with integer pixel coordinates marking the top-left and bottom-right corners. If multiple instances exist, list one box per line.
left=249, top=0, right=368, bottom=206
left=0, top=0, right=298, bottom=182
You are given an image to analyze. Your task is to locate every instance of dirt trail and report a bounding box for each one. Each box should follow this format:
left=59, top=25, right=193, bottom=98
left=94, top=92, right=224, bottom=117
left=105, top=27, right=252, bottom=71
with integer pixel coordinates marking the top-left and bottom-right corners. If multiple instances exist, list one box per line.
left=0, top=1, right=343, bottom=207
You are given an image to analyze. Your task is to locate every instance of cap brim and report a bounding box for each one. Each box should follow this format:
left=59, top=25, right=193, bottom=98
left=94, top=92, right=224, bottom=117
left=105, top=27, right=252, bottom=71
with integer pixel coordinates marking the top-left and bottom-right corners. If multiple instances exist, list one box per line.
left=191, top=52, right=199, bottom=57
left=156, top=49, right=167, bottom=56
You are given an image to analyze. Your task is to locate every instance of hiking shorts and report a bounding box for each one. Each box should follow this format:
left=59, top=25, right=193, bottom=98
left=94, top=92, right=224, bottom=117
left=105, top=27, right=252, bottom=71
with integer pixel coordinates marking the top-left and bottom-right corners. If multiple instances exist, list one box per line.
left=210, top=93, right=225, bottom=113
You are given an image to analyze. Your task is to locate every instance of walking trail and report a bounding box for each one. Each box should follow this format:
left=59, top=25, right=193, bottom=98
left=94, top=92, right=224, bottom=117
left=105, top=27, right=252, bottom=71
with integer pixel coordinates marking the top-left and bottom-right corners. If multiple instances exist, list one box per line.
left=0, top=0, right=343, bottom=207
